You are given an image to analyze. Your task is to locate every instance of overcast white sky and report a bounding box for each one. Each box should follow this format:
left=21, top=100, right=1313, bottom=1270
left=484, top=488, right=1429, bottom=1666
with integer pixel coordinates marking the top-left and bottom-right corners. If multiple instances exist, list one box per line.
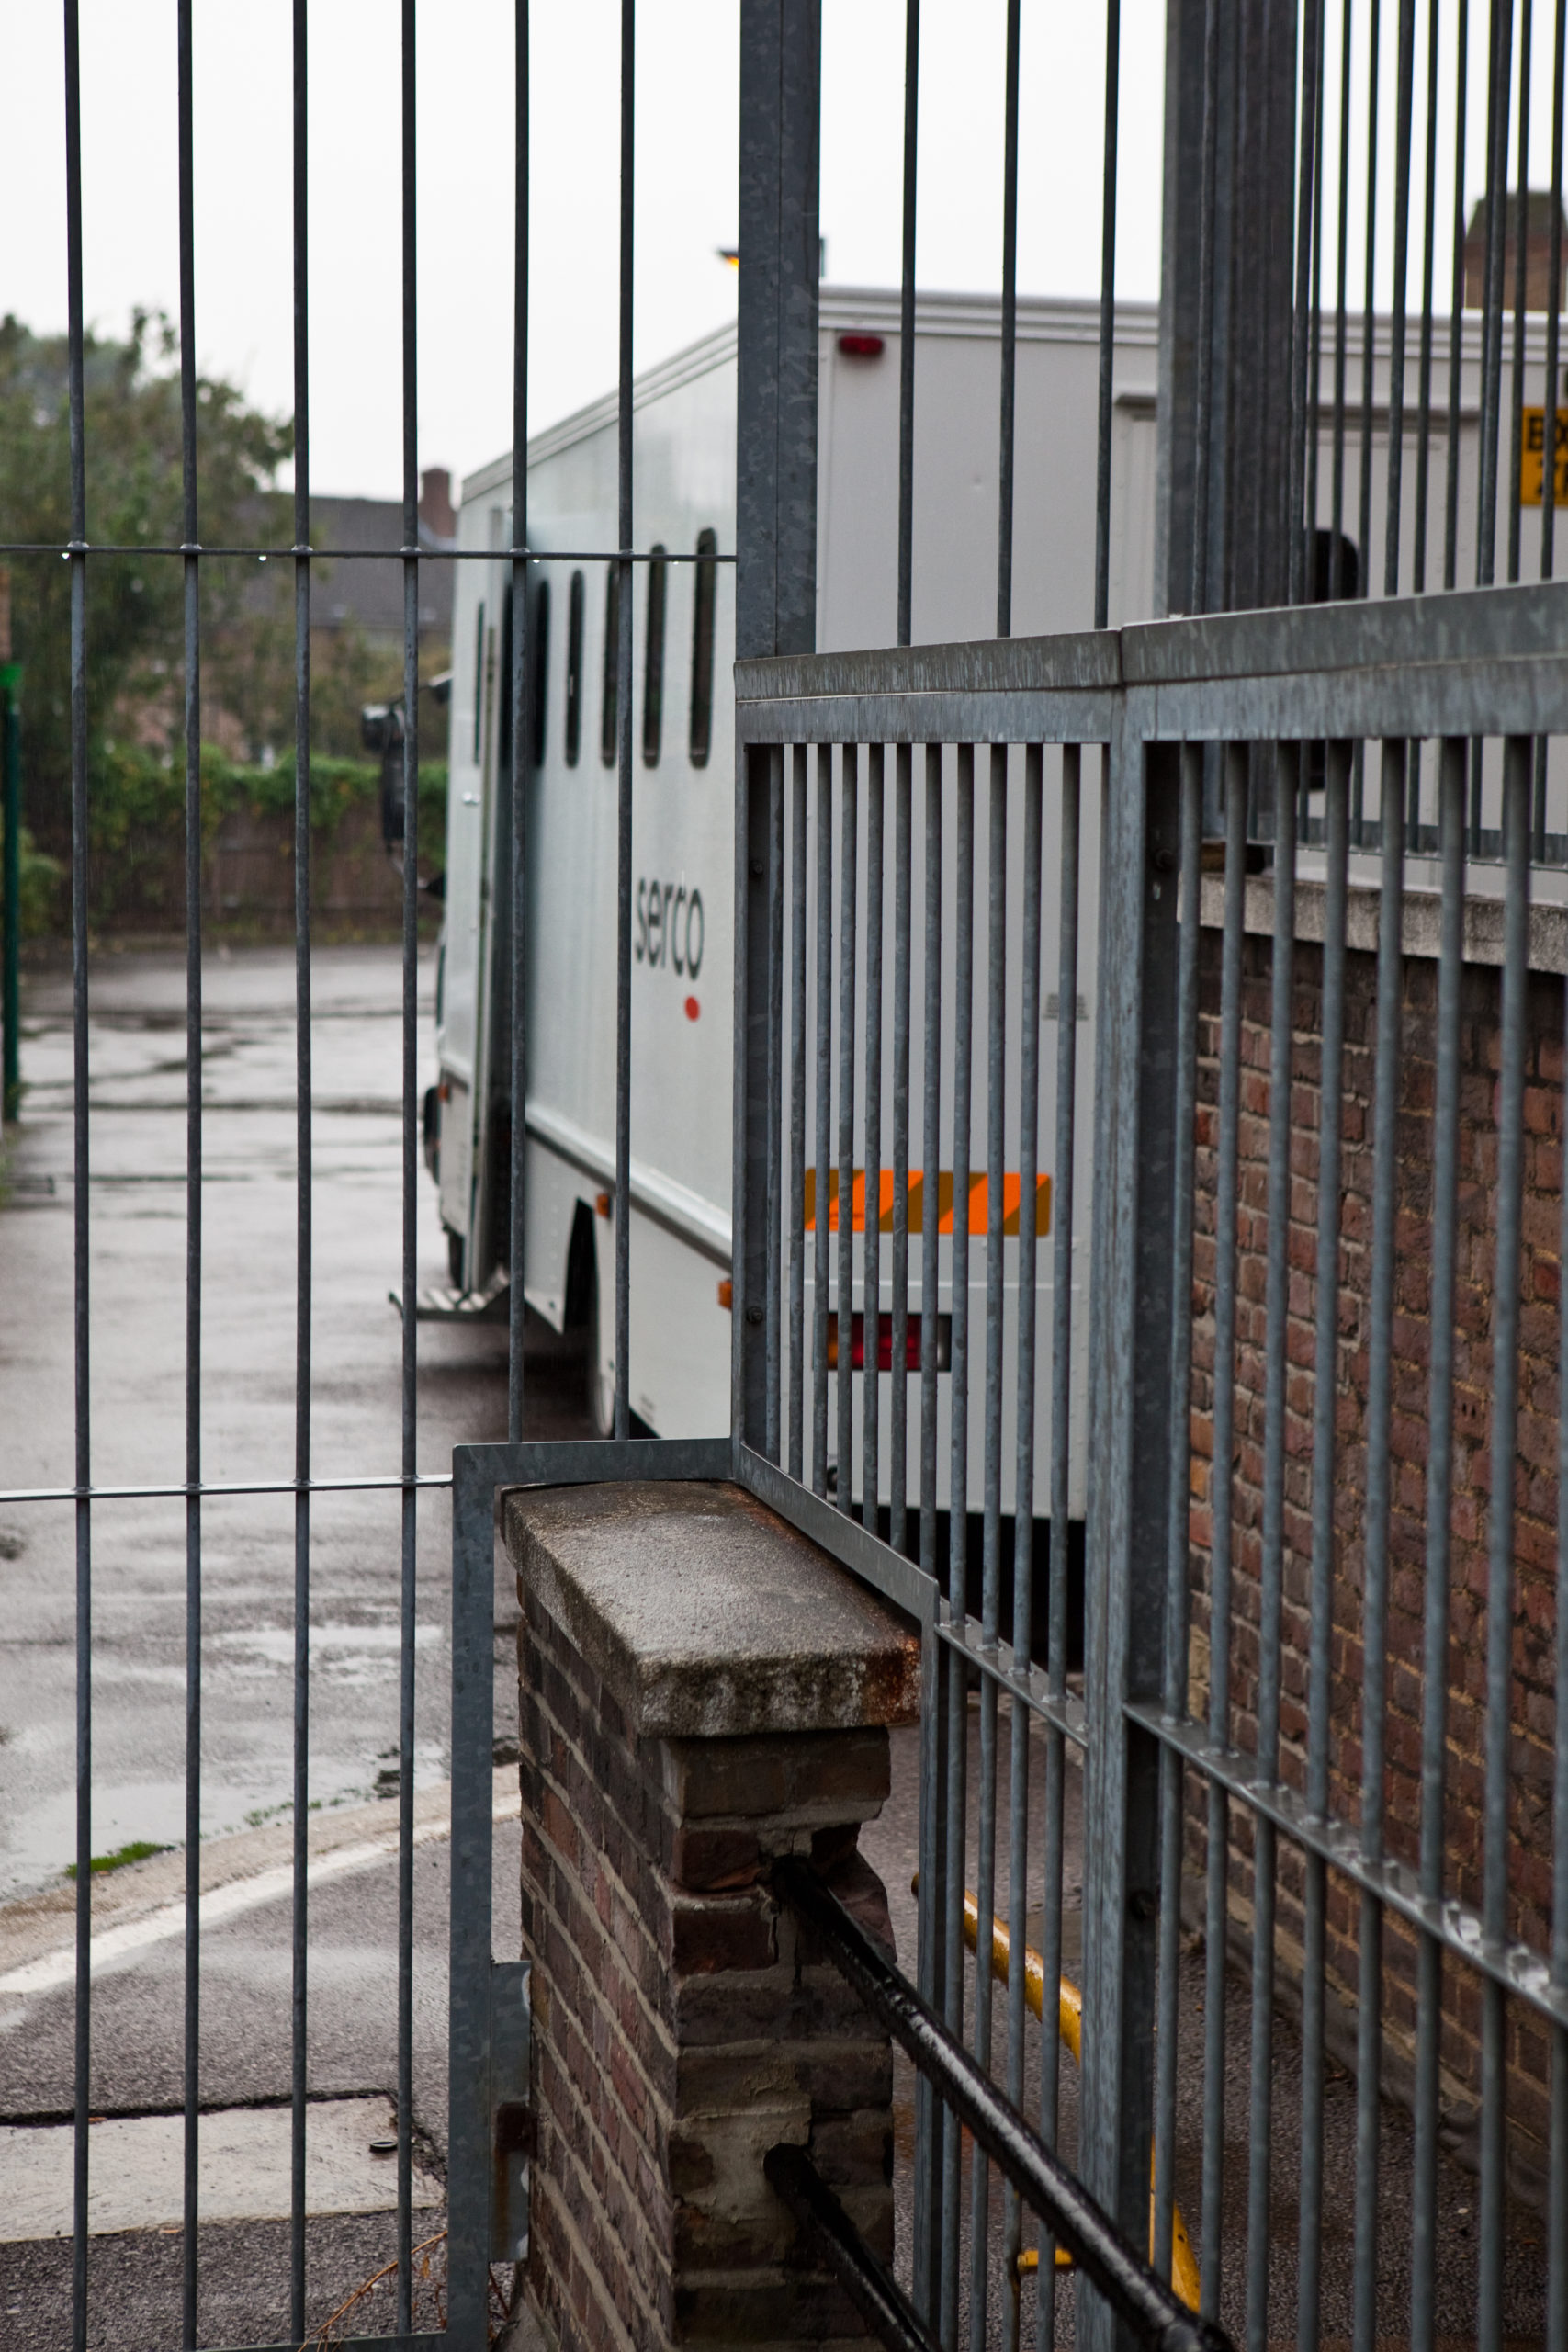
left=0, top=2, right=1548, bottom=502
left=0, top=0, right=1168, bottom=500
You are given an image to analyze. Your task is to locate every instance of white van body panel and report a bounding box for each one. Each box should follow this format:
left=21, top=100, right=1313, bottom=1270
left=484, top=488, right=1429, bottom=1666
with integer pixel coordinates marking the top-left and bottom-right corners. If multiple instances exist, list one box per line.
left=435, top=289, right=1162, bottom=1498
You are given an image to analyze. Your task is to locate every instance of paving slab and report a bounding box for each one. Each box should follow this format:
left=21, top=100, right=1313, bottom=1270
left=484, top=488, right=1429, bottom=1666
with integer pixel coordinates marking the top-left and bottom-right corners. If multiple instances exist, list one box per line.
left=0, top=2096, right=443, bottom=2239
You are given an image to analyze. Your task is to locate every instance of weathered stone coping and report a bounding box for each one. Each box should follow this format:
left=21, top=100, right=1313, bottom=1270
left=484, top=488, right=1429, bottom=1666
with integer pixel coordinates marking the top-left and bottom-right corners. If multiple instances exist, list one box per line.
left=1200, top=867, right=1568, bottom=972
left=501, top=1478, right=920, bottom=1741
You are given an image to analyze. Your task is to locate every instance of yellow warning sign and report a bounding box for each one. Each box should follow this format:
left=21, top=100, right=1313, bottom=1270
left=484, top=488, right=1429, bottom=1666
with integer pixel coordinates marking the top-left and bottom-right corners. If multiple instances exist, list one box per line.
left=1520, top=407, right=1568, bottom=505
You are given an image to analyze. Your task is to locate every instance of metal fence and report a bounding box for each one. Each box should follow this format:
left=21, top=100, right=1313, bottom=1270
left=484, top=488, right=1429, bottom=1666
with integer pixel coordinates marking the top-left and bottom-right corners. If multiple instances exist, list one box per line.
left=729, top=582, right=1568, bottom=2352
left=6, top=0, right=1568, bottom=2347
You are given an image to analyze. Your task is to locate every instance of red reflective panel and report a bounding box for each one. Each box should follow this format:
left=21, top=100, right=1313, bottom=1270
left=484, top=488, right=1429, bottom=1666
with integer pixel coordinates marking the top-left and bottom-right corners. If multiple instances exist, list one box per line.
left=824, top=1312, right=926, bottom=1372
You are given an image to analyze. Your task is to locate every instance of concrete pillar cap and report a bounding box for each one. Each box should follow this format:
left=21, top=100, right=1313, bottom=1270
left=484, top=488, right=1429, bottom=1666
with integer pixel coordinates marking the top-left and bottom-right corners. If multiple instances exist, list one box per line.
left=502, top=1479, right=920, bottom=1739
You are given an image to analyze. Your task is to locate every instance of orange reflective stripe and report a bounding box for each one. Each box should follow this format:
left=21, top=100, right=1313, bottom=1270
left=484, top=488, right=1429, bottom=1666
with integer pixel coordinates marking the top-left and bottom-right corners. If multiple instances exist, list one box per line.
left=802, top=1169, right=1050, bottom=1235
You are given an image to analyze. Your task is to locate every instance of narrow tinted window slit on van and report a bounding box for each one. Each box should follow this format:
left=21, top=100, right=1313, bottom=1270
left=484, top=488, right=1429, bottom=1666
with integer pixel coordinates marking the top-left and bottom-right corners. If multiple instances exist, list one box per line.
left=472, top=599, right=486, bottom=763
left=600, top=565, right=619, bottom=766
left=642, top=545, right=668, bottom=766
left=498, top=585, right=513, bottom=766
left=564, top=569, right=584, bottom=766
left=689, top=527, right=717, bottom=767
left=529, top=578, right=550, bottom=767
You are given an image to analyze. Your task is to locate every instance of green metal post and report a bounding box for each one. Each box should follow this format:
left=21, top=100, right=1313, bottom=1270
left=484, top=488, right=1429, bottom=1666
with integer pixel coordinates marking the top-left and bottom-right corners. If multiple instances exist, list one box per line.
left=1, top=662, right=19, bottom=1124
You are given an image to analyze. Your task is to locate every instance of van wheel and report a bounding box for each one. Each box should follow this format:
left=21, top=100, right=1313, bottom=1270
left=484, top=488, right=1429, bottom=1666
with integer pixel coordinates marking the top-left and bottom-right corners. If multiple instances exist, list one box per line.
left=446, top=1228, right=464, bottom=1288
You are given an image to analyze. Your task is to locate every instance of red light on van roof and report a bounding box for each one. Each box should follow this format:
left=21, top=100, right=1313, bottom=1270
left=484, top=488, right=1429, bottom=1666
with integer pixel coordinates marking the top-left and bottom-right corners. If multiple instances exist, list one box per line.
left=838, top=333, right=885, bottom=358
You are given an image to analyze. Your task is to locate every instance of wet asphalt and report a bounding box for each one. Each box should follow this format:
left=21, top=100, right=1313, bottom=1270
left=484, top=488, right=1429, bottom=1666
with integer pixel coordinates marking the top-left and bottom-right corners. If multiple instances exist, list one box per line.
left=0, top=944, right=583, bottom=2346
left=0, top=943, right=592, bottom=1895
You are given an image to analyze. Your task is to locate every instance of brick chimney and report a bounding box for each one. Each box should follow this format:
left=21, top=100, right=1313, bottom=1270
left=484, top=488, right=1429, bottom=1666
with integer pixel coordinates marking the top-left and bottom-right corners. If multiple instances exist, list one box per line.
left=418, top=466, right=456, bottom=543
left=1463, top=190, right=1568, bottom=311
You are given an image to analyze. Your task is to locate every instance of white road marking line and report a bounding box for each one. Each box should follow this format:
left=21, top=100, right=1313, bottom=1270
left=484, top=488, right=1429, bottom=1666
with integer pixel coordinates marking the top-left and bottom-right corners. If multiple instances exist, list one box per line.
left=0, top=1794, right=521, bottom=1999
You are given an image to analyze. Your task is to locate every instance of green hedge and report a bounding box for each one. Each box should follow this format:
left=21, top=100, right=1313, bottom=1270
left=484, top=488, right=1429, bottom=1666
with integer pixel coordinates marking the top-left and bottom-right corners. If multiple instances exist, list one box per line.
left=12, top=743, right=448, bottom=934
left=93, top=741, right=448, bottom=860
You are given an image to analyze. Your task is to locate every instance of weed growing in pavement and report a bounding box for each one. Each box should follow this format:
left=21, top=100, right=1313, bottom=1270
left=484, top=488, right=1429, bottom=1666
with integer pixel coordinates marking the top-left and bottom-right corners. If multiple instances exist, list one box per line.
left=64, top=1838, right=170, bottom=1878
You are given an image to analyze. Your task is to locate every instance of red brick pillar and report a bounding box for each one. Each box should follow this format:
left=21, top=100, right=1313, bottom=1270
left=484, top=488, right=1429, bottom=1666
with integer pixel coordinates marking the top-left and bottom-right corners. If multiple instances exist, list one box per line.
left=502, top=1480, right=920, bottom=2352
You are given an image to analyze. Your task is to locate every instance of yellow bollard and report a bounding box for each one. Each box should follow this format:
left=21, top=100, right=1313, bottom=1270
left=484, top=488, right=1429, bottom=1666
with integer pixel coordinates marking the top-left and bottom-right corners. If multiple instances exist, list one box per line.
left=936, top=1883, right=1201, bottom=2312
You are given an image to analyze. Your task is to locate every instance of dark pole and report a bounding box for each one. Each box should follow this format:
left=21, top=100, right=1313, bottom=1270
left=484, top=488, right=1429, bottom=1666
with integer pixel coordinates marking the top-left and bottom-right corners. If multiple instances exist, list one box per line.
left=1, top=617, right=18, bottom=1124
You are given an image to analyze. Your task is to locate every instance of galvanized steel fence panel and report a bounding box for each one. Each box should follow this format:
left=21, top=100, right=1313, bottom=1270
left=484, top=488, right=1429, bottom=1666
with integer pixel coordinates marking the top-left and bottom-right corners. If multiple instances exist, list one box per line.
left=732, top=581, right=1568, bottom=2352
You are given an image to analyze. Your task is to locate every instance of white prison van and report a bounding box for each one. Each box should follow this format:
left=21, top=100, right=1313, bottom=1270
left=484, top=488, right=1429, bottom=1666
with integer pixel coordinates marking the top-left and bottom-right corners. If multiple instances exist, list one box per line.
left=429, top=288, right=1160, bottom=1525
left=428, top=285, right=1519, bottom=1520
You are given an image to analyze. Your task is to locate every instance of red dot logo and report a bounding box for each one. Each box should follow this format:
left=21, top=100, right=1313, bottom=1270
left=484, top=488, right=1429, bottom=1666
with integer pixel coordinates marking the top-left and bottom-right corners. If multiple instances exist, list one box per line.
left=684, top=995, right=700, bottom=1021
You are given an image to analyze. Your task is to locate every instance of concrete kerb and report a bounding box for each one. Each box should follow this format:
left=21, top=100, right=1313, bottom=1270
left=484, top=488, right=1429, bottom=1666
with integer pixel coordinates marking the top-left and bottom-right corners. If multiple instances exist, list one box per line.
left=0, top=1769, right=522, bottom=2000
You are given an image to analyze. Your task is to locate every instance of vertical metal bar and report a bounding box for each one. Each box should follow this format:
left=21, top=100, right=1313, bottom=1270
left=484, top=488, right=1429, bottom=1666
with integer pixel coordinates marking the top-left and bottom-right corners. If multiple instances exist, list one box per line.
left=735, top=0, right=821, bottom=666
left=917, top=740, right=945, bottom=2328
left=1200, top=744, right=1247, bottom=2321
left=1543, top=0, right=1566, bottom=580
left=941, top=743, right=976, bottom=2349
left=1541, top=20, right=1561, bottom=875
left=1307, top=3, right=1327, bottom=603
left=890, top=744, right=914, bottom=1550
left=897, top=0, right=919, bottom=647
left=289, top=0, right=314, bottom=2326
left=508, top=0, right=530, bottom=1443
left=1413, top=0, right=1442, bottom=595
left=1331, top=0, right=1355, bottom=604
left=1350, top=738, right=1407, bottom=2352
left=1005, top=744, right=1043, bottom=2352
left=997, top=0, right=1021, bottom=637
left=965, top=742, right=1009, bottom=2352
left=837, top=746, right=859, bottom=1512
left=914, top=1615, right=946, bottom=2326
left=1243, top=747, right=1295, bottom=2352
left=1, top=664, right=17, bottom=1125
left=614, top=0, right=636, bottom=1437
left=739, top=737, right=778, bottom=1458
left=1155, top=0, right=1214, bottom=616
left=1191, top=0, right=1223, bottom=613
left=1507, top=0, right=1534, bottom=584
left=1478, top=0, right=1517, bottom=584
left=1444, top=0, right=1471, bottom=590
left=1291, top=0, right=1326, bottom=605
left=767, top=745, right=785, bottom=1464
left=919, top=744, right=943, bottom=1578
left=1385, top=0, right=1419, bottom=594
left=1154, top=747, right=1202, bottom=2288
left=447, top=1449, right=501, bottom=2347
left=397, top=0, right=421, bottom=2324
left=1037, top=742, right=1080, bottom=2352
left=1079, top=716, right=1178, bottom=2352
left=1478, top=738, right=1530, bottom=2352
left=790, top=745, right=808, bottom=1480
left=1409, top=737, right=1466, bottom=2352
left=175, top=5, right=202, bottom=2337
left=1296, top=741, right=1350, bottom=2352
left=905, top=741, right=933, bottom=2320
left=863, top=747, right=885, bottom=1518
left=62, top=5, right=90, bottom=2346
left=1357, top=0, right=1382, bottom=608
left=814, top=745, right=833, bottom=1495
left=1095, top=0, right=1122, bottom=629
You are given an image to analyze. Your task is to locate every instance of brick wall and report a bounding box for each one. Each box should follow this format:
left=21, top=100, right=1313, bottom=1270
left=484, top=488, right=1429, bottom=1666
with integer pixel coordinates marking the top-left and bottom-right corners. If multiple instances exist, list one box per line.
left=507, top=1480, right=918, bottom=2352
left=1187, top=917, right=1562, bottom=2176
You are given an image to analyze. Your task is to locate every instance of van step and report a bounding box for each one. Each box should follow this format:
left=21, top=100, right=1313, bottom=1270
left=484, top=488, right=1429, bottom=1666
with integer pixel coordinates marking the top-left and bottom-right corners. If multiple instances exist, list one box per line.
left=388, top=1280, right=511, bottom=1325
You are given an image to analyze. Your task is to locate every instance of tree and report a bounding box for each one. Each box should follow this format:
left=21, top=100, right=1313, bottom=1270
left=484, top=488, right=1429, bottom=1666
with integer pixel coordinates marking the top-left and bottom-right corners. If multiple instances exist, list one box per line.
left=0, top=309, right=295, bottom=854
